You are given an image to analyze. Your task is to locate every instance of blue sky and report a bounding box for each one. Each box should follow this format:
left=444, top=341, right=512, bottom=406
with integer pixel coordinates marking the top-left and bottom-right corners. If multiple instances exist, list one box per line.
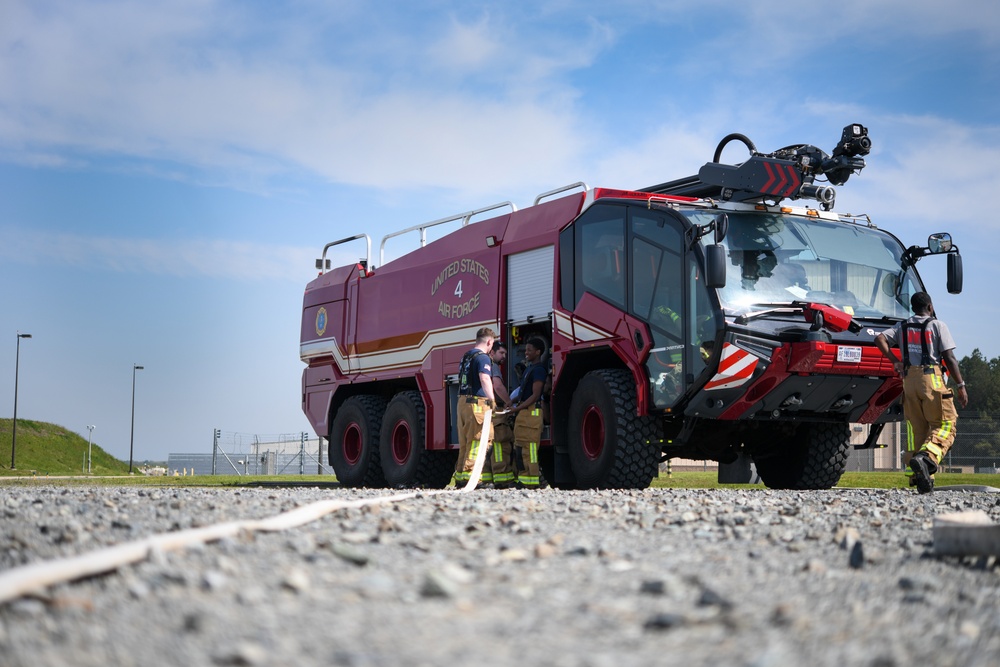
left=2, top=0, right=1000, bottom=464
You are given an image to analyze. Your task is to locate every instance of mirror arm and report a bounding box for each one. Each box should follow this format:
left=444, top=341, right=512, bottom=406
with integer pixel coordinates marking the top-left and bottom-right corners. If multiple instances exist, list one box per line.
left=900, top=245, right=928, bottom=269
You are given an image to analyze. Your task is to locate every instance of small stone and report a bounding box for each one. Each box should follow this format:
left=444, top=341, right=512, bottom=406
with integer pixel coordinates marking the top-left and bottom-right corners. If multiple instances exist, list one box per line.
left=212, top=642, right=269, bottom=666
left=639, top=579, right=667, bottom=595
left=420, top=570, right=461, bottom=598
left=534, top=542, right=557, bottom=559
left=898, top=575, right=937, bottom=592
left=282, top=569, right=310, bottom=593
left=341, top=531, right=373, bottom=544
left=848, top=541, right=864, bottom=569
left=698, top=586, right=733, bottom=611
left=770, top=602, right=795, bottom=627
left=836, top=526, right=861, bottom=551
left=128, top=579, right=151, bottom=599
left=959, top=620, right=980, bottom=640
left=331, top=543, right=370, bottom=566
left=183, top=613, right=204, bottom=633
left=643, top=612, right=686, bottom=631
left=608, top=560, right=634, bottom=572
left=804, top=559, right=827, bottom=574
left=201, top=570, right=228, bottom=592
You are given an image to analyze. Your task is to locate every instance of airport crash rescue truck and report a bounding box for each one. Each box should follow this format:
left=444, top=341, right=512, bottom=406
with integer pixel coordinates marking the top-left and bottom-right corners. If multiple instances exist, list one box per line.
left=300, top=124, right=963, bottom=490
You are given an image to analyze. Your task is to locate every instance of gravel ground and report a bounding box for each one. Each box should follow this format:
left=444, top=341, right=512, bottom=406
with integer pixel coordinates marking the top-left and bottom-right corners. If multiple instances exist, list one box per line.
left=1, top=483, right=999, bottom=667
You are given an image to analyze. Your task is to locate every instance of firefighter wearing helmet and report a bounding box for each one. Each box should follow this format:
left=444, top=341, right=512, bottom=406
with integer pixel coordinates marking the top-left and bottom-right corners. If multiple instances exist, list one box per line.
left=454, top=327, right=498, bottom=488
left=875, top=292, right=968, bottom=493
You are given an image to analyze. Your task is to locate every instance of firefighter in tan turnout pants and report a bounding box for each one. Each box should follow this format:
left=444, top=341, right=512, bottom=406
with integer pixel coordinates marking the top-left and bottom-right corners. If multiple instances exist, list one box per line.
left=510, top=337, right=549, bottom=489
left=488, top=340, right=517, bottom=488
left=454, top=327, right=497, bottom=489
left=876, top=292, right=968, bottom=493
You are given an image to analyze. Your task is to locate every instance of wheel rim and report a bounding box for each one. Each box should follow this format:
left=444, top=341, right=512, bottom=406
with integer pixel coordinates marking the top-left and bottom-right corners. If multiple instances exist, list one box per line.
left=581, top=405, right=605, bottom=460
left=343, top=423, right=363, bottom=465
left=390, top=419, right=412, bottom=465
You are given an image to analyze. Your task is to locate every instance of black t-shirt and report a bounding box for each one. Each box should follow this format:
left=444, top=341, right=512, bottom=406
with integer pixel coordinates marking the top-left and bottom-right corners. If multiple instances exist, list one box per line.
left=458, top=348, right=492, bottom=397
left=517, top=362, right=547, bottom=405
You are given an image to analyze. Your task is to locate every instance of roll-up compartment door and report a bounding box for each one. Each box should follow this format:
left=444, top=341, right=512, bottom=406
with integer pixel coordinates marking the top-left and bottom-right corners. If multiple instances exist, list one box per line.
left=507, top=245, right=554, bottom=322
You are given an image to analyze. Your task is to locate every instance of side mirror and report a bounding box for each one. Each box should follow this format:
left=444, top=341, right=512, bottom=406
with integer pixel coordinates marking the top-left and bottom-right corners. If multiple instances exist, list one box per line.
left=714, top=213, right=729, bottom=244
left=947, top=253, right=963, bottom=294
left=928, top=233, right=952, bottom=254
left=705, top=244, right=727, bottom=289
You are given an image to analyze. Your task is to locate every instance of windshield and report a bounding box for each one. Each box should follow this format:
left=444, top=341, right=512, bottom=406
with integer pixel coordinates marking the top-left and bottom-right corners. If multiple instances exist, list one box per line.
left=683, top=210, right=922, bottom=320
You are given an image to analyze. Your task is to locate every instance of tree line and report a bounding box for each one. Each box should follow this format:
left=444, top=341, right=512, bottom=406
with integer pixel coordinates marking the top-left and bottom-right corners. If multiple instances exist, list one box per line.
left=952, top=349, right=1000, bottom=467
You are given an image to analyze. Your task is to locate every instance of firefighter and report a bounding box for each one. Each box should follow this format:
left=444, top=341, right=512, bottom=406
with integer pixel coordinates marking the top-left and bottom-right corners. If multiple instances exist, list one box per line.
left=488, top=340, right=517, bottom=488
left=510, top=337, right=549, bottom=489
left=875, top=292, right=968, bottom=493
left=454, top=327, right=498, bottom=489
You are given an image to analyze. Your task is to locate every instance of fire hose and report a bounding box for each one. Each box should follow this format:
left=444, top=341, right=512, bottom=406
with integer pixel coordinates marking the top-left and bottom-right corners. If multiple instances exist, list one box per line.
left=0, top=410, right=494, bottom=604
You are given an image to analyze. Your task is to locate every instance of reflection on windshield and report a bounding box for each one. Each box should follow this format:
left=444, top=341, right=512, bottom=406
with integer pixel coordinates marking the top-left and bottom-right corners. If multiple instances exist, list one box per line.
left=685, top=210, right=921, bottom=319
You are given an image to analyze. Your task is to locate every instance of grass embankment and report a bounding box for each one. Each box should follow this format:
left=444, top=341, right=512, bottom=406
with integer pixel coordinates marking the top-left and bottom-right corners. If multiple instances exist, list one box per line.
left=0, top=418, right=130, bottom=476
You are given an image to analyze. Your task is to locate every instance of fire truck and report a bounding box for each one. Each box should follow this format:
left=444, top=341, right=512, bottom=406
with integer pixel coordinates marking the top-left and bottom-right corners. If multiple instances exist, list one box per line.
left=299, top=124, right=963, bottom=490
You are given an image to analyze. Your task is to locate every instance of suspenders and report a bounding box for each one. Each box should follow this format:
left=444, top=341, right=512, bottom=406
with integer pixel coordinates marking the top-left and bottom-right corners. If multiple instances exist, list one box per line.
left=900, top=317, right=934, bottom=371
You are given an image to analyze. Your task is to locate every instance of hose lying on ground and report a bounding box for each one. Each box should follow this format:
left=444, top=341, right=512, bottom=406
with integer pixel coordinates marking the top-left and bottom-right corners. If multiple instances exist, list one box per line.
left=0, top=410, right=495, bottom=604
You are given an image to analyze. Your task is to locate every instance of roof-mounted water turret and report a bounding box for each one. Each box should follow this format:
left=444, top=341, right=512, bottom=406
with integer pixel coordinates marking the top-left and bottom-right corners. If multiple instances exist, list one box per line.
left=642, top=123, right=870, bottom=211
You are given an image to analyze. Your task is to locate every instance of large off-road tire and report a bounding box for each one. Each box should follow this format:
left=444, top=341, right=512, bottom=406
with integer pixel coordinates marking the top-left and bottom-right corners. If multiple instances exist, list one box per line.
left=380, top=391, right=456, bottom=488
left=567, top=369, right=662, bottom=489
left=752, top=422, right=850, bottom=490
left=328, top=395, right=388, bottom=488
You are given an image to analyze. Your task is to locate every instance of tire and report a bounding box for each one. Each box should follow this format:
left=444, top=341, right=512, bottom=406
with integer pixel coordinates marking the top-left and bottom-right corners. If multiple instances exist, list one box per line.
left=328, top=395, right=388, bottom=488
left=380, top=391, right=456, bottom=488
left=752, top=422, right=850, bottom=490
left=567, top=369, right=662, bottom=489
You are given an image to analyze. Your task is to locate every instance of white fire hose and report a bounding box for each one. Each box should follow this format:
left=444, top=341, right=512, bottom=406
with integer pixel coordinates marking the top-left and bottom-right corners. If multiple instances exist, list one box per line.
left=0, top=410, right=494, bottom=604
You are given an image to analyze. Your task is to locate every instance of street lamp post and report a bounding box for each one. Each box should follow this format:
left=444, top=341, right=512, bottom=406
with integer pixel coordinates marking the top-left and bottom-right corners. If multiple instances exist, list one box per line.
left=86, top=424, right=96, bottom=474
left=11, top=332, right=32, bottom=470
left=129, top=364, right=144, bottom=474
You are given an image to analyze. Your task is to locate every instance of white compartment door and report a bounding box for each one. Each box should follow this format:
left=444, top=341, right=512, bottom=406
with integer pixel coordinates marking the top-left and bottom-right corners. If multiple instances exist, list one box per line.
left=507, top=245, right=554, bottom=322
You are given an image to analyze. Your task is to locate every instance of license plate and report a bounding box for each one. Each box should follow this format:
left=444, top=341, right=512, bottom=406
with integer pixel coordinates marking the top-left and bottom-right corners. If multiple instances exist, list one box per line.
left=837, top=346, right=862, bottom=363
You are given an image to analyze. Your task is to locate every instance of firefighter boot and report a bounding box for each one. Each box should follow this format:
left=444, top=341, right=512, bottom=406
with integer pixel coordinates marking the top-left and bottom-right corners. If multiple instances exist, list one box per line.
left=908, top=452, right=938, bottom=495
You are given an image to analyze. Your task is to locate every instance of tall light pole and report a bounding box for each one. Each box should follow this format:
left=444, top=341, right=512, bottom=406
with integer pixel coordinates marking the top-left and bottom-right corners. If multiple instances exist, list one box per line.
left=129, top=364, right=144, bottom=474
left=11, top=332, right=32, bottom=470
left=86, top=424, right=96, bottom=474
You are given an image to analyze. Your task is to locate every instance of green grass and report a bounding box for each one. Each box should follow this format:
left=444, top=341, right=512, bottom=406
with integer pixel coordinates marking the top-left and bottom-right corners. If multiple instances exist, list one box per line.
left=2, top=419, right=998, bottom=491
left=651, top=470, right=1000, bottom=490
left=0, top=418, right=131, bottom=476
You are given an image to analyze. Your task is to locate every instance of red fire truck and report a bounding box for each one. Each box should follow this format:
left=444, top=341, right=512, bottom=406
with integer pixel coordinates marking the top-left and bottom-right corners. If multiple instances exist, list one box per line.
left=300, top=124, right=963, bottom=489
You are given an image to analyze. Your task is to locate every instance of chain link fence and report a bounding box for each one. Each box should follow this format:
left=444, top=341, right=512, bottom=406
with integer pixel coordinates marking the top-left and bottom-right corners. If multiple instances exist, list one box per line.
left=671, top=414, right=1000, bottom=477
left=166, top=413, right=1000, bottom=478
left=166, top=430, right=332, bottom=476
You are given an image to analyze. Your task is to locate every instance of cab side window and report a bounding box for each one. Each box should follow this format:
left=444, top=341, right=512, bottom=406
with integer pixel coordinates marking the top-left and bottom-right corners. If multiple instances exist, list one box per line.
left=572, top=205, right=626, bottom=309
left=631, top=209, right=683, bottom=337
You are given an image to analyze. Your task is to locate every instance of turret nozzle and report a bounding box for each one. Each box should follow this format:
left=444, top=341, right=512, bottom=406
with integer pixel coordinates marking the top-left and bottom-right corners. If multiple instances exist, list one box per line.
left=799, top=183, right=836, bottom=208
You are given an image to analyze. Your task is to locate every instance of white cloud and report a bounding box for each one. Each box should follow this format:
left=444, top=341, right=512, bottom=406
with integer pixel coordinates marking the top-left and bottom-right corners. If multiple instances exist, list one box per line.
left=841, top=113, right=1000, bottom=231
left=0, top=1, right=612, bottom=197
left=2, top=0, right=999, bottom=205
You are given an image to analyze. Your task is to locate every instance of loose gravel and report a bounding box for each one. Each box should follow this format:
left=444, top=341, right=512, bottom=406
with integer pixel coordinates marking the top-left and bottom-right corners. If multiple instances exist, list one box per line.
left=1, top=483, right=999, bottom=667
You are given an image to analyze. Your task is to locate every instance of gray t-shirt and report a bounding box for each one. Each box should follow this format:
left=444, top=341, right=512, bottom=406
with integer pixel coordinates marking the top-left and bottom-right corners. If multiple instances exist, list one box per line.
left=880, top=315, right=956, bottom=366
